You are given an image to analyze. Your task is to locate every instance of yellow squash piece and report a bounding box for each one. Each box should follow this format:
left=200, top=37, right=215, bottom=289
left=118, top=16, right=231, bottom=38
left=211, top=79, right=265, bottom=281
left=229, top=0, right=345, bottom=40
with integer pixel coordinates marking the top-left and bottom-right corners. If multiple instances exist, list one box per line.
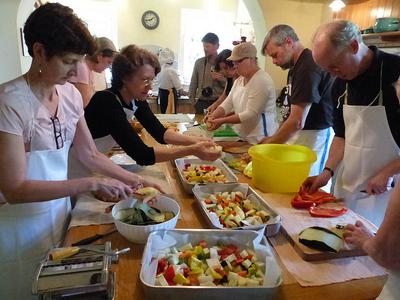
left=49, top=247, right=80, bottom=261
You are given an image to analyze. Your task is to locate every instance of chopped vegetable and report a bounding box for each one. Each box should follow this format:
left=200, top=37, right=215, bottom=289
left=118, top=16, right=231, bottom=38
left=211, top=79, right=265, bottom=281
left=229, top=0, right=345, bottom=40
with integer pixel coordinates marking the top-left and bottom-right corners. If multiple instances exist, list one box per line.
left=115, top=202, right=174, bottom=226
left=182, top=164, right=228, bottom=184
left=202, top=191, right=270, bottom=228
left=309, top=203, right=348, bottom=218
left=155, top=242, right=265, bottom=287
left=299, top=226, right=344, bottom=253
left=291, top=187, right=336, bottom=209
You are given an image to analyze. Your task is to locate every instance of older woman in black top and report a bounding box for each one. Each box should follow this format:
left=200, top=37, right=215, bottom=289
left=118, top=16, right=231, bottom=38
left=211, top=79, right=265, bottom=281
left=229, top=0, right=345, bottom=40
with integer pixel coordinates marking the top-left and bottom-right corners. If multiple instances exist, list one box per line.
left=70, top=45, right=220, bottom=178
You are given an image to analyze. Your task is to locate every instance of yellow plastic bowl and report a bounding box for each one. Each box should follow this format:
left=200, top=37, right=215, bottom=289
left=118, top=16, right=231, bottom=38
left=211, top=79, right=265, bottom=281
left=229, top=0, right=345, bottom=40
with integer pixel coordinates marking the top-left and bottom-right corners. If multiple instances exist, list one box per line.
left=248, top=144, right=317, bottom=193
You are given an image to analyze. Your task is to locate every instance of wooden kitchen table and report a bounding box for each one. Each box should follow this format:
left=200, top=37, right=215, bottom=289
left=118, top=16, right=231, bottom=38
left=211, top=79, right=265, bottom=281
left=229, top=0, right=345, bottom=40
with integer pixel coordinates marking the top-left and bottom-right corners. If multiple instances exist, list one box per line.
left=64, top=119, right=386, bottom=300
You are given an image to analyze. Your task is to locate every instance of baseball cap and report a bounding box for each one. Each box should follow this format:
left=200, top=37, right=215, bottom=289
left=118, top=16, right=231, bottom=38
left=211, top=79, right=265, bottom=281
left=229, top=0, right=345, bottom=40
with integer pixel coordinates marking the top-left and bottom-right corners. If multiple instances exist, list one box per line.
left=227, top=42, right=257, bottom=61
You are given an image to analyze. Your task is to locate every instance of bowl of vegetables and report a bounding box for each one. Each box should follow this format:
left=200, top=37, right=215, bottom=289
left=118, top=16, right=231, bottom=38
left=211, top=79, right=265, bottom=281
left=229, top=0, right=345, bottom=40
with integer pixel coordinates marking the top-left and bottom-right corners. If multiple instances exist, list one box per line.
left=112, top=196, right=180, bottom=243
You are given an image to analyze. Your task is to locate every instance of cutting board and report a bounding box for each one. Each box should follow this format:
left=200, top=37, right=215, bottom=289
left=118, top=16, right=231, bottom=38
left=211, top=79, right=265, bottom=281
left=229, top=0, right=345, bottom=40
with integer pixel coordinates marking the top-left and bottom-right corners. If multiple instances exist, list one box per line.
left=255, top=192, right=377, bottom=261
left=280, top=225, right=366, bottom=261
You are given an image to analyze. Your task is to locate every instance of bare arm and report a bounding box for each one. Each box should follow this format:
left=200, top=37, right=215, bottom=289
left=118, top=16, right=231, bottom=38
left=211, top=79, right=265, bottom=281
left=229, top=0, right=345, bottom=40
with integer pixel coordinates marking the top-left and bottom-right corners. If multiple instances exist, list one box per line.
left=72, top=82, right=93, bottom=108
left=0, top=131, right=114, bottom=203
left=302, top=136, right=345, bottom=193
left=344, top=183, right=400, bottom=270
left=72, top=116, right=144, bottom=187
left=366, top=158, right=400, bottom=195
left=260, top=103, right=311, bottom=144
left=163, top=129, right=211, bottom=145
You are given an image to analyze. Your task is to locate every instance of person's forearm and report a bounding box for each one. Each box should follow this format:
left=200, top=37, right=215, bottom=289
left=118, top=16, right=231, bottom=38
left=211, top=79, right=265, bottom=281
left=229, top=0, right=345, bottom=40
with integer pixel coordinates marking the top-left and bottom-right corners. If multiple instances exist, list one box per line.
left=217, top=113, right=241, bottom=125
left=323, top=136, right=345, bottom=171
left=264, top=118, right=301, bottom=143
left=376, top=158, right=400, bottom=179
left=362, top=184, right=400, bottom=270
left=210, top=106, right=226, bottom=119
left=164, top=129, right=197, bottom=145
left=79, top=150, right=141, bottom=185
left=3, top=177, right=95, bottom=204
left=154, top=145, right=195, bottom=162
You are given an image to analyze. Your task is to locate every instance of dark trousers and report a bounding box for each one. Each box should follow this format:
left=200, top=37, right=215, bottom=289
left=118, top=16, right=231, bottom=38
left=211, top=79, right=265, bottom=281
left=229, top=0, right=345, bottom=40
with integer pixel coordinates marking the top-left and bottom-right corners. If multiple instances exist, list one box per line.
left=158, top=88, right=177, bottom=113
left=194, top=99, right=215, bottom=114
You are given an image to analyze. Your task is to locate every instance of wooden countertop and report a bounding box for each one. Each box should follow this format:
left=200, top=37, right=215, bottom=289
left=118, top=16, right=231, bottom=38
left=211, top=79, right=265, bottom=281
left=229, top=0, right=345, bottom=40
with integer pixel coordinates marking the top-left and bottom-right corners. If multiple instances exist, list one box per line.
left=64, top=117, right=386, bottom=299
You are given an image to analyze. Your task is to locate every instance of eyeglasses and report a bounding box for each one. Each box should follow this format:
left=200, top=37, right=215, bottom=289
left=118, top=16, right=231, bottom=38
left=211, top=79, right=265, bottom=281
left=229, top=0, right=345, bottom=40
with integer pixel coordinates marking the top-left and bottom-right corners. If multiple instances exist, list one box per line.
left=50, top=116, right=64, bottom=149
left=142, top=79, right=155, bottom=88
left=233, top=57, right=249, bottom=65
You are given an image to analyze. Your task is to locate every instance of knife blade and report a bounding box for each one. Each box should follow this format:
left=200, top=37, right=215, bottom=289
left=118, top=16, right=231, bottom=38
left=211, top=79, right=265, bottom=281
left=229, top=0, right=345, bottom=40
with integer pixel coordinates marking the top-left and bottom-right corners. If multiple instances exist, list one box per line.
left=71, top=229, right=118, bottom=246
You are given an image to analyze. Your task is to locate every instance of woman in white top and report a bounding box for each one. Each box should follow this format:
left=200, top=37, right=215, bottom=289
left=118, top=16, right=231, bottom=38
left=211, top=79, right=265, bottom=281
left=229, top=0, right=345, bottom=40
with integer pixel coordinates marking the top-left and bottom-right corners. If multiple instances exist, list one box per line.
left=207, top=43, right=278, bottom=144
left=0, top=4, right=158, bottom=299
left=157, top=48, right=187, bottom=113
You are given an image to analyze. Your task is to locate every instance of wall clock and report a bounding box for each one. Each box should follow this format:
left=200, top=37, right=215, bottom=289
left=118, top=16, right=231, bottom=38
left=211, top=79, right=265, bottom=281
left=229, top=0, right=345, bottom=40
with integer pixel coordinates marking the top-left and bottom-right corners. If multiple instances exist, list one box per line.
left=141, top=10, right=160, bottom=30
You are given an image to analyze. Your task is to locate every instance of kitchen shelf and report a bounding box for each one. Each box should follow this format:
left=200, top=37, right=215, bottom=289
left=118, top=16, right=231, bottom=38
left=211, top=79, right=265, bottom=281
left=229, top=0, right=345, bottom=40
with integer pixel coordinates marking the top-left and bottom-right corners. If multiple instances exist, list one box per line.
left=362, top=31, right=400, bottom=48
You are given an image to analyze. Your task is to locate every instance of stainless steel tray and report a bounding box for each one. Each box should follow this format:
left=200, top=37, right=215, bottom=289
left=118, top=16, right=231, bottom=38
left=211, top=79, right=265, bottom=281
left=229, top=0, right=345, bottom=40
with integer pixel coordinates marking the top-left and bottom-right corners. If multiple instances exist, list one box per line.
left=140, top=229, right=282, bottom=300
left=174, top=158, right=238, bottom=194
left=192, top=183, right=281, bottom=237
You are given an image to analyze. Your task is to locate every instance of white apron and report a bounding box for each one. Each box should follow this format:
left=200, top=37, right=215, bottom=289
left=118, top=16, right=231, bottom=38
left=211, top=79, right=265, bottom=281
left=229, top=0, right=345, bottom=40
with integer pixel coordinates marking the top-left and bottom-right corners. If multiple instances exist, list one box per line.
left=333, top=63, right=399, bottom=228
left=0, top=140, right=71, bottom=299
left=68, top=90, right=137, bottom=179
left=287, top=127, right=333, bottom=176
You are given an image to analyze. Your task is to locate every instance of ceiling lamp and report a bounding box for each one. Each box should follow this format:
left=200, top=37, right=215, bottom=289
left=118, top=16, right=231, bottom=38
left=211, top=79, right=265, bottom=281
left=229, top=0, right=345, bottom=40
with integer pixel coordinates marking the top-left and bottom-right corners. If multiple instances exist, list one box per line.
left=329, top=0, right=346, bottom=12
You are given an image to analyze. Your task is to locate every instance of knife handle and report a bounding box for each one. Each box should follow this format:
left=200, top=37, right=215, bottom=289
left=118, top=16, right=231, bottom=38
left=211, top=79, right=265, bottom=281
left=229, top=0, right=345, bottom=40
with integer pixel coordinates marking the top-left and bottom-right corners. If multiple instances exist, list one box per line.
left=72, top=234, right=103, bottom=246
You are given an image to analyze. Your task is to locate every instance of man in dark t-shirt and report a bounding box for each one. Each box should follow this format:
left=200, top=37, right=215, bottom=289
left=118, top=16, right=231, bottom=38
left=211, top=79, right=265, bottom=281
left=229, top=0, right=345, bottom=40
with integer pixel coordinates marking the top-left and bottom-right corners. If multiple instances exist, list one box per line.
left=260, top=24, right=335, bottom=175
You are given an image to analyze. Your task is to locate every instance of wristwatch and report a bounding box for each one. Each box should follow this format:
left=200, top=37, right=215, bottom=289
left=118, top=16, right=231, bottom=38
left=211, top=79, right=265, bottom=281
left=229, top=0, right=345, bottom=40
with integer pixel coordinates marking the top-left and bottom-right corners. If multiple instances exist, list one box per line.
left=323, top=167, right=334, bottom=177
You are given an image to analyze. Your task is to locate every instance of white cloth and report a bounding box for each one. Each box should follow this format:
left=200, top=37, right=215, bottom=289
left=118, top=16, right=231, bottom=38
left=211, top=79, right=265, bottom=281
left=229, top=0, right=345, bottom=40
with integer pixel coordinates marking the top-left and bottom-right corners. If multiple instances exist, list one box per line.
left=0, top=77, right=82, bottom=299
left=287, top=127, right=334, bottom=176
left=158, top=64, right=183, bottom=91
left=220, top=69, right=278, bottom=144
left=334, top=66, right=399, bottom=227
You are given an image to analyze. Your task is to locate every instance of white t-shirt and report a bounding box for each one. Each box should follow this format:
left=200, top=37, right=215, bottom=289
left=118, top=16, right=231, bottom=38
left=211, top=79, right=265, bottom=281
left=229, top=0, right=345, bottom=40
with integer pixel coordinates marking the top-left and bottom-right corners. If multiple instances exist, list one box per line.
left=158, top=64, right=182, bottom=90
left=220, top=69, right=278, bottom=144
left=0, top=76, right=84, bottom=151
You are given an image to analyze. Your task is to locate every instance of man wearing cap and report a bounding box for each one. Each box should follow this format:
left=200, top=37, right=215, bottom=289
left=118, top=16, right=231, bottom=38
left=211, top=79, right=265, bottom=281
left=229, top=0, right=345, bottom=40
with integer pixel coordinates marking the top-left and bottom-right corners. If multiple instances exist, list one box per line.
left=207, top=42, right=278, bottom=144
left=260, top=24, right=335, bottom=176
left=69, top=36, right=117, bottom=107
left=189, top=32, right=226, bottom=114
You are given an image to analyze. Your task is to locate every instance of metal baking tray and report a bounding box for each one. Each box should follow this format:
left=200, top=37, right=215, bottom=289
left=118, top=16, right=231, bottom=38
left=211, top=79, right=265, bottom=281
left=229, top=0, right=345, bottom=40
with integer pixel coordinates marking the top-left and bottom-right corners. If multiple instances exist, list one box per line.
left=174, top=158, right=238, bottom=194
left=140, top=229, right=282, bottom=300
left=192, top=183, right=281, bottom=237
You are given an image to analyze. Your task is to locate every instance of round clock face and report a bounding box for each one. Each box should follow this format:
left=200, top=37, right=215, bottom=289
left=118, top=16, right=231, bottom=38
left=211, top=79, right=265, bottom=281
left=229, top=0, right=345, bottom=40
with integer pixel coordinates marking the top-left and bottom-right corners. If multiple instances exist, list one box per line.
left=141, top=10, right=160, bottom=30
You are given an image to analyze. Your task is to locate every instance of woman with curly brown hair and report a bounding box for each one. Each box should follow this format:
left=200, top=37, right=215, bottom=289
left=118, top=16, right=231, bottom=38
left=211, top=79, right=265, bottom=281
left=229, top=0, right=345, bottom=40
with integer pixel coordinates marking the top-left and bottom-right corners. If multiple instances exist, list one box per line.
left=69, top=44, right=221, bottom=180
left=0, top=4, right=159, bottom=298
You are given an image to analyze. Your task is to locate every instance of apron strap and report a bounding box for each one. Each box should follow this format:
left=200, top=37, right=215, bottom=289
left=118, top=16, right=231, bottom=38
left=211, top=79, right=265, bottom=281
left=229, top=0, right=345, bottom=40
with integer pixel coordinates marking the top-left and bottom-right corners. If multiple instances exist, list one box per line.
left=378, top=62, right=384, bottom=106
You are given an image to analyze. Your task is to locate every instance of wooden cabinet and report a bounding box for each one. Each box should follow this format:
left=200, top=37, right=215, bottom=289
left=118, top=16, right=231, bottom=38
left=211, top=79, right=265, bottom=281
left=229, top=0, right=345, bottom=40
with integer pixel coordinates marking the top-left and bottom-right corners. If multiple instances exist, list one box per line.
left=335, top=0, right=400, bottom=30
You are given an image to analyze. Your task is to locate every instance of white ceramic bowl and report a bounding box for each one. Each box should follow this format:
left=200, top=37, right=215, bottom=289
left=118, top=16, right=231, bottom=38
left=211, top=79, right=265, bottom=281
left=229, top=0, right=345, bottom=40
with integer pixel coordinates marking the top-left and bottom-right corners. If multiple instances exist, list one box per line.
left=112, top=196, right=180, bottom=243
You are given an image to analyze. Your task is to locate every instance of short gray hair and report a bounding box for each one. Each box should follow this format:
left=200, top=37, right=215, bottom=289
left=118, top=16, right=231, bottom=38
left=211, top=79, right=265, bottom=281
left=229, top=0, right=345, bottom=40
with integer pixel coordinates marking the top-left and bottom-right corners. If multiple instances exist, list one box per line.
left=314, top=20, right=362, bottom=51
left=261, top=24, right=299, bottom=55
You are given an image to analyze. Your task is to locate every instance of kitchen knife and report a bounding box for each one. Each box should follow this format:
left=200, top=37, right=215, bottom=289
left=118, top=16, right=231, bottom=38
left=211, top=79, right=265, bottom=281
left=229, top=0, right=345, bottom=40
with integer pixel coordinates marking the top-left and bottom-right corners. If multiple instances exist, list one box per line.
left=71, top=229, right=117, bottom=246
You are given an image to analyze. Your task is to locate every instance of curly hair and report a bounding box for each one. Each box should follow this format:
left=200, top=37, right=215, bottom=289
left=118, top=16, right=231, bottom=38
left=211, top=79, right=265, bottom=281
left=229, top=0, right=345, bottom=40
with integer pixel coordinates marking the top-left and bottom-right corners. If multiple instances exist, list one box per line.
left=23, top=3, right=96, bottom=58
left=111, top=45, right=161, bottom=89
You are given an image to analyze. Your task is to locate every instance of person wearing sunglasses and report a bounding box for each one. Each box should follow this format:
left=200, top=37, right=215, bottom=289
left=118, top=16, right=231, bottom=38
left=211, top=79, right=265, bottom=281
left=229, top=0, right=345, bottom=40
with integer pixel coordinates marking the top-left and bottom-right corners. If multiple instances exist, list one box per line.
left=206, top=42, right=278, bottom=144
left=69, top=44, right=221, bottom=180
left=69, top=36, right=117, bottom=107
left=0, top=4, right=159, bottom=298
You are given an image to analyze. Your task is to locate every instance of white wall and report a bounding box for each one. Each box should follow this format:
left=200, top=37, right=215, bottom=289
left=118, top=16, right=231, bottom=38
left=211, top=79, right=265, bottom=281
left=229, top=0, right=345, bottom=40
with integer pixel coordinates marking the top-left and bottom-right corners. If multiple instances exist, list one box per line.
left=0, top=0, right=24, bottom=84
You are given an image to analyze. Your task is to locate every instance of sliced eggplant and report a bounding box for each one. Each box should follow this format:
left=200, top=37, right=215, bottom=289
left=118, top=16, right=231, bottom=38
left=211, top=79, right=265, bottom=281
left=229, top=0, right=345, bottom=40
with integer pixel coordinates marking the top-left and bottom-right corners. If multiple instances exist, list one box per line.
left=299, top=226, right=343, bottom=253
left=137, top=203, right=165, bottom=223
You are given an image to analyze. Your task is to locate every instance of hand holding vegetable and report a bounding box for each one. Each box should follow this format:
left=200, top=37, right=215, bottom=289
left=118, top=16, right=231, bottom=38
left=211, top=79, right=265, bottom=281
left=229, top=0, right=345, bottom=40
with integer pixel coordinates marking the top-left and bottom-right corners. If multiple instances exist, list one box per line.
left=343, top=220, right=375, bottom=249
